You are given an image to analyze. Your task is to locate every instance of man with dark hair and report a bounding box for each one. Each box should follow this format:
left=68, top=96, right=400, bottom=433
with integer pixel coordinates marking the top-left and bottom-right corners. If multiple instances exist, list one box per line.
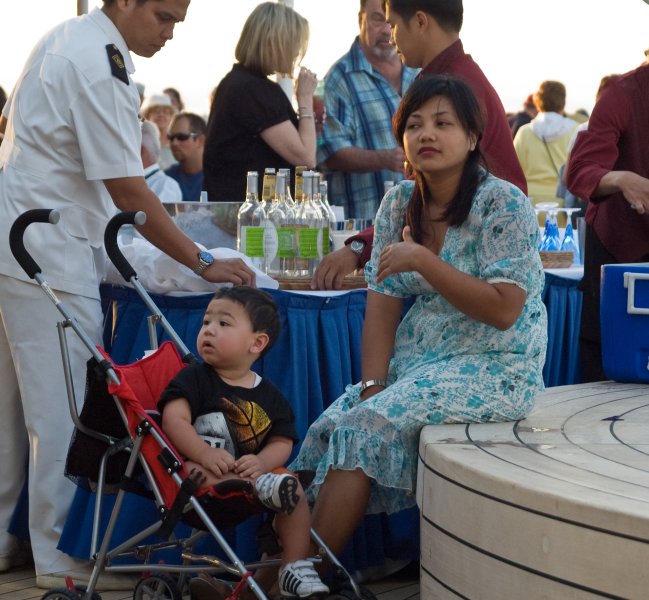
left=0, top=0, right=254, bottom=590
left=166, top=111, right=206, bottom=202
left=318, top=0, right=419, bottom=220
left=312, top=0, right=526, bottom=289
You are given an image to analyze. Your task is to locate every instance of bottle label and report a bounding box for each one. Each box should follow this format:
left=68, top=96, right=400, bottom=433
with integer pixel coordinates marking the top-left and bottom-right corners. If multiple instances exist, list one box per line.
left=263, top=222, right=279, bottom=262
left=242, top=226, right=264, bottom=258
left=278, top=226, right=295, bottom=258
left=298, top=228, right=320, bottom=258
left=321, top=226, right=330, bottom=256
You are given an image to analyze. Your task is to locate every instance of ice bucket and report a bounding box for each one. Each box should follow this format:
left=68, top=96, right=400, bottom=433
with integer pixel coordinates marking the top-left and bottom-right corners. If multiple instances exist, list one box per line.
left=162, top=201, right=242, bottom=250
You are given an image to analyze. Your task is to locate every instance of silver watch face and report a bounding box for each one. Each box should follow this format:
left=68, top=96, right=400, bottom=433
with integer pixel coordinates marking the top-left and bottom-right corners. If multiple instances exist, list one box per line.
left=198, top=251, right=214, bottom=266
left=350, top=240, right=365, bottom=255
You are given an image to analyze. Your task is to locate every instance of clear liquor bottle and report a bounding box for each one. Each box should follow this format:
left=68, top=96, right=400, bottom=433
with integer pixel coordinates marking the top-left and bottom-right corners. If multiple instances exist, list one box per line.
left=294, top=166, right=306, bottom=210
left=266, top=172, right=289, bottom=277
left=310, top=172, right=329, bottom=258
left=278, top=168, right=295, bottom=208
left=261, top=168, right=276, bottom=204
left=318, top=177, right=336, bottom=256
left=237, top=171, right=264, bottom=270
left=296, top=171, right=323, bottom=276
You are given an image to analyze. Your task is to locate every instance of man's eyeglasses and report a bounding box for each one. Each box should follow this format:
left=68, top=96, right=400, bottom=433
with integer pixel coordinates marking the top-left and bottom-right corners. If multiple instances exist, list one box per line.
left=168, top=132, right=199, bottom=142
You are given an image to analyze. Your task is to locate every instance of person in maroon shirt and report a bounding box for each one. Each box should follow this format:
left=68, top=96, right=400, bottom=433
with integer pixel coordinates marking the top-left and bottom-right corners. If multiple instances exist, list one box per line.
left=566, top=63, right=649, bottom=382
left=312, top=0, right=526, bottom=289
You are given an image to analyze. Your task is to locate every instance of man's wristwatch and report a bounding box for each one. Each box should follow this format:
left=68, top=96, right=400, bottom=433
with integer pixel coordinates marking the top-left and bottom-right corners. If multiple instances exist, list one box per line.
left=193, top=251, right=214, bottom=276
left=349, top=239, right=365, bottom=257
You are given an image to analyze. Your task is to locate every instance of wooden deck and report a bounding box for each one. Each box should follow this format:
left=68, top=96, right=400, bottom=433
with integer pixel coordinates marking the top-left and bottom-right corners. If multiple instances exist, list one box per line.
left=0, top=563, right=419, bottom=599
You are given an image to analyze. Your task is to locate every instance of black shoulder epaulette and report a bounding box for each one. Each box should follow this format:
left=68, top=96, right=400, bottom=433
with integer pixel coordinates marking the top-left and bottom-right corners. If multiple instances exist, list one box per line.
left=106, top=44, right=129, bottom=85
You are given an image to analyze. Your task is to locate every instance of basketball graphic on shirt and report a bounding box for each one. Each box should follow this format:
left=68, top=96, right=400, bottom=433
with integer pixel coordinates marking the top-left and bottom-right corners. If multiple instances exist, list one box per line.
left=194, top=411, right=236, bottom=455
left=221, top=396, right=272, bottom=455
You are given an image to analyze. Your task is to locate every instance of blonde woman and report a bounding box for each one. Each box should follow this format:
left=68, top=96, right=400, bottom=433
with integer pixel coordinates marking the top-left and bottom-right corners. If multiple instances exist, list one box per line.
left=204, top=2, right=317, bottom=201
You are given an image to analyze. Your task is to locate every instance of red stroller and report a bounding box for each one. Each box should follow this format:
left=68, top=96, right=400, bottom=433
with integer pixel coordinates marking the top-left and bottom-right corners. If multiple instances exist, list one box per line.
left=9, top=209, right=376, bottom=600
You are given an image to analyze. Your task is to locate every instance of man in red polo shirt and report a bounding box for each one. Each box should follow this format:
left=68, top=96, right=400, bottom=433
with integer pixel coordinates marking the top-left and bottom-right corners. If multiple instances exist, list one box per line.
left=312, top=0, right=526, bottom=290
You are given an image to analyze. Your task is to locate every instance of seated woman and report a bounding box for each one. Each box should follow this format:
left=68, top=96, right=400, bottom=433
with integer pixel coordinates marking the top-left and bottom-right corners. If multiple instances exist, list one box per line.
left=203, top=2, right=317, bottom=202
left=290, top=75, right=548, bottom=562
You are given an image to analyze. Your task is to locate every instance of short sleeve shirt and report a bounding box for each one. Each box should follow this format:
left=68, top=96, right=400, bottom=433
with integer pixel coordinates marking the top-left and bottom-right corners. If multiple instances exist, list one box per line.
left=159, top=362, right=298, bottom=459
left=0, top=8, right=142, bottom=298
left=203, top=64, right=297, bottom=202
left=318, top=38, right=419, bottom=219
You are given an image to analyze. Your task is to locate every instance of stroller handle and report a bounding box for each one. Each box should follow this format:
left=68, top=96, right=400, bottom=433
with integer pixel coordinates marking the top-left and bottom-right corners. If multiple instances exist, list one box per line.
left=104, top=211, right=147, bottom=282
left=9, top=209, right=61, bottom=279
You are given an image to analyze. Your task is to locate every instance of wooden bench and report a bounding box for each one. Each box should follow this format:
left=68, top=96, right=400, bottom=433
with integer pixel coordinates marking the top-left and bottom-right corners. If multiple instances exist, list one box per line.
left=416, top=381, right=649, bottom=599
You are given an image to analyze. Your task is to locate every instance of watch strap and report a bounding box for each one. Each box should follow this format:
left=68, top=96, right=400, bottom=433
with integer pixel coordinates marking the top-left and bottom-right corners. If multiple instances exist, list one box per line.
left=193, top=252, right=213, bottom=276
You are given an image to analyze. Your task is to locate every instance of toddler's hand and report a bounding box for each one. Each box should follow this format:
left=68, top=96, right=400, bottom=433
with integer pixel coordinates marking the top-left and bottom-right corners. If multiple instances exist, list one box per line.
left=200, top=447, right=235, bottom=479
left=234, top=454, right=266, bottom=480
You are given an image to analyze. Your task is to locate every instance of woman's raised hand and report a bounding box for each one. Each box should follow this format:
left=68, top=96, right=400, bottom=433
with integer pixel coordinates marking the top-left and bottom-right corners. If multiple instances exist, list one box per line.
left=295, top=66, right=318, bottom=103
left=377, top=226, right=427, bottom=283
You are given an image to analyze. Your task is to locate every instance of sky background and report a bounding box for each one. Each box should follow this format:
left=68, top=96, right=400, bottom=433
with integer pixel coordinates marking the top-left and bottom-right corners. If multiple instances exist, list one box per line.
left=3, top=1, right=649, bottom=118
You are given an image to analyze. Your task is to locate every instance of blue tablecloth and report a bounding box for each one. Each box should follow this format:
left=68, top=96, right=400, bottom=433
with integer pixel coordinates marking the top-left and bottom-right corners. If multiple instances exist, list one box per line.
left=53, top=271, right=581, bottom=571
left=58, top=285, right=419, bottom=572
left=542, top=272, right=582, bottom=387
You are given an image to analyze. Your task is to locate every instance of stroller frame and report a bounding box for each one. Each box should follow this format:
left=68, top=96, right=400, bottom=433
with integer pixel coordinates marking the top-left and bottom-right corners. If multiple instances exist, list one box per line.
left=9, top=209, right=370, bottom=600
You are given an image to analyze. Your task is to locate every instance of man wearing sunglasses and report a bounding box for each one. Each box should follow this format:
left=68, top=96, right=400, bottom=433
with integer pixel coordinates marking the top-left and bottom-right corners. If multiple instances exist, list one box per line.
left=166, top=112, right=206, bottom=202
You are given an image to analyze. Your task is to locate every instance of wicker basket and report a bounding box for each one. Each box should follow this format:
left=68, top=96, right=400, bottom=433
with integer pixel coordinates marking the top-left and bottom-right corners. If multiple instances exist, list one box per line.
left=275, top=274, right=367, bottom=290
left=539, top=251, right=574, bottom=269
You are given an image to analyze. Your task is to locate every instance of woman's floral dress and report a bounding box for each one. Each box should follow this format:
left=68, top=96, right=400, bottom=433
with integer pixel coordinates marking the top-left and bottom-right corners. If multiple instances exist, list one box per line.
left=290, top=174, right=547, bottom=514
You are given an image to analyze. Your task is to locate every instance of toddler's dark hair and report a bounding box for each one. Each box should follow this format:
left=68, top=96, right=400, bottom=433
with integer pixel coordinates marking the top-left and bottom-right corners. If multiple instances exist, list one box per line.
left=212, top=286, right=280, bottom=353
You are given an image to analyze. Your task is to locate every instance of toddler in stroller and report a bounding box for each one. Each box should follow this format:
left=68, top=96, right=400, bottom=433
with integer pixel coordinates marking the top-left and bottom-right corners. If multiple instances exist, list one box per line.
left=11, top=209, right=374, bottom=600
left=158, top=286, right=328, bottom=599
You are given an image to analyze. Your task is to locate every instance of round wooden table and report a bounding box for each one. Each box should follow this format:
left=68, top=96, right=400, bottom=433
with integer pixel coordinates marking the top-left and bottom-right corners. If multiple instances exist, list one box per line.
left=417, top=381, right=649, bottom=599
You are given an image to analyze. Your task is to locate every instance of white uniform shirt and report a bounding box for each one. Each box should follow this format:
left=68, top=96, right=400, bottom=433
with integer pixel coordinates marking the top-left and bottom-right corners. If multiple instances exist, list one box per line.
left=144, top=163, right=182, bottom=202
left=0, top=8, right=142, bottom=299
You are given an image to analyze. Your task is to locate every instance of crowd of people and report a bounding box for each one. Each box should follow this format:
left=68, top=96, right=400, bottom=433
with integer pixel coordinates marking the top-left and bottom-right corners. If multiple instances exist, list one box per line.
left=1, top=0, right=648, bottom=597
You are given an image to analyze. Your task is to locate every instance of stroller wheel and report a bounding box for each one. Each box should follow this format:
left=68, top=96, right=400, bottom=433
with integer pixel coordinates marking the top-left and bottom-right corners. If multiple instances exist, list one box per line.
left=133, top=574, right=181, bottom=600
left=40, top=588, right=102, bottom=600
left=73, top=585, right=102, bottom=600
left=324, top=585, right=377, bottom=600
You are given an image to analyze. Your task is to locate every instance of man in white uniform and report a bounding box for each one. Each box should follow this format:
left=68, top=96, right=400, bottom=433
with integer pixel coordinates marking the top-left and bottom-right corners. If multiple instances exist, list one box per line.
left=0, top=0, right=255, bottom=590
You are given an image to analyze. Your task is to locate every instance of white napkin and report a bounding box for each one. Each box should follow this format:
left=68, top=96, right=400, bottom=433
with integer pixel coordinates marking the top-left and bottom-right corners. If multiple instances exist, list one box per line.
left=103, top=237, right=278, bottom=293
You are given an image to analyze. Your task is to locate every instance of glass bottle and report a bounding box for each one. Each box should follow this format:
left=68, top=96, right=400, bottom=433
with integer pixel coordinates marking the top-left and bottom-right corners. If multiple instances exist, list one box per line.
left=311, top=172, right=330, bottom=258
left=294, top=166, right=306, bottom=209
left=237, top=171, right=264, bottom=270
left=319, top=179, right=337, bottom=255
left=266, top=172, right=289, bottom=276
left=295, top=171, right=321, bottom=276
left=278, top=168, right=295, bottom=208
left=261, top=168, right=276, bottom=204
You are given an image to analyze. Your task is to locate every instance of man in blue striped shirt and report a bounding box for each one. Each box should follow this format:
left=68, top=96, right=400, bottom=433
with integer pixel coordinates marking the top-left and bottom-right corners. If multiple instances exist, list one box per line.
left=318, top=0, right=419, bottom=220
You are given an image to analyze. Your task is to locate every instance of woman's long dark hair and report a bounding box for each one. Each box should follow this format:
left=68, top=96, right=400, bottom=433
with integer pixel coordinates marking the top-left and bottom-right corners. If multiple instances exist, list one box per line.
left=392, top=75, right=487, bottom=244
